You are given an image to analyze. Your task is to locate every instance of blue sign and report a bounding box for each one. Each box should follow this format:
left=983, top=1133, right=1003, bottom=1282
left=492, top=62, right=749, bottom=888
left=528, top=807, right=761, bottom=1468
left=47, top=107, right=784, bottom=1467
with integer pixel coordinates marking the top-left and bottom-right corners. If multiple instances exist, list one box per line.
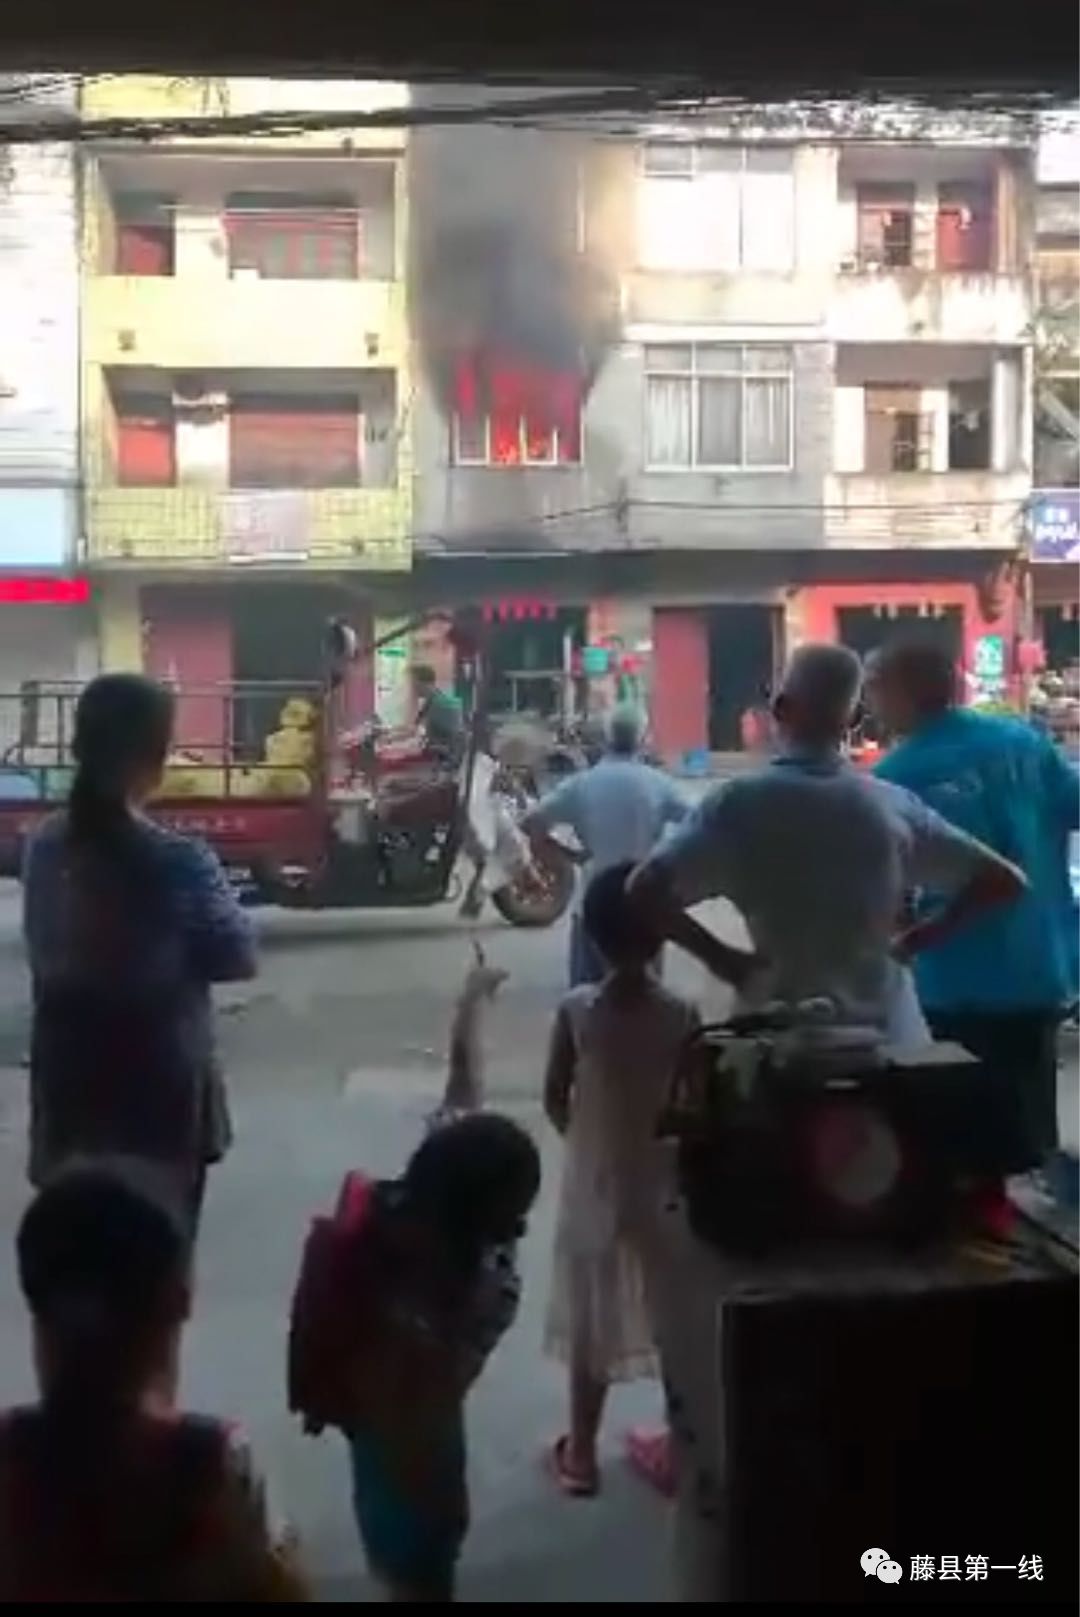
left=0, top=489, right=74, bottom=570
left=1028, top=491, right=1080, bottom=563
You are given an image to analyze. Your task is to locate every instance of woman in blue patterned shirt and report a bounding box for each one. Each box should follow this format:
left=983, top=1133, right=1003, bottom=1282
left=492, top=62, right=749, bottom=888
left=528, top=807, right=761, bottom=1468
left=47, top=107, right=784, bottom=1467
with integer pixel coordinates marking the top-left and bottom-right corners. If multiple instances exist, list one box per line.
left=22, top=674, right=256, bottom=1230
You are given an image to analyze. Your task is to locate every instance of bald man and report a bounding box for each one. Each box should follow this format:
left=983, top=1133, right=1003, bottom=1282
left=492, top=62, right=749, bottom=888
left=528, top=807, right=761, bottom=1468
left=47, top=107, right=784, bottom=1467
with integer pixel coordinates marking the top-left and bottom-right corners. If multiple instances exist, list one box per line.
left=629, top=644, right=1026, bottom=1040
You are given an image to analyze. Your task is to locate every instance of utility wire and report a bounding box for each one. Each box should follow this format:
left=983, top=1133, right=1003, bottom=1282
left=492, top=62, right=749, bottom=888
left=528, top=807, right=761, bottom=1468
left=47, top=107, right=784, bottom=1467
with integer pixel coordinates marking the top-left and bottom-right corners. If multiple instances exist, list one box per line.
left=0, top=86, right=1056, bottom=147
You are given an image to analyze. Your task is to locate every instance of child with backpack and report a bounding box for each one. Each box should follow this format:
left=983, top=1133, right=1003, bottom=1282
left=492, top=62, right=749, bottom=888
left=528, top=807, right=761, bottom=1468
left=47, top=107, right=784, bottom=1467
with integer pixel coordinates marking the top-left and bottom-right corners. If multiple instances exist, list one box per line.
left=0, top=1159, right=305, bottom=1602
left=289, top=1111, right=540, bottom=1602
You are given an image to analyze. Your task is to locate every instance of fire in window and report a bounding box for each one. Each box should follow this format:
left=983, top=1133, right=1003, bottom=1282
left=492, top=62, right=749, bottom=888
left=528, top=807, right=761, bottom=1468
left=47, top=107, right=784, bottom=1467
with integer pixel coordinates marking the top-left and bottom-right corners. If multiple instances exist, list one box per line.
left=452, top=359, right=582, bottom=465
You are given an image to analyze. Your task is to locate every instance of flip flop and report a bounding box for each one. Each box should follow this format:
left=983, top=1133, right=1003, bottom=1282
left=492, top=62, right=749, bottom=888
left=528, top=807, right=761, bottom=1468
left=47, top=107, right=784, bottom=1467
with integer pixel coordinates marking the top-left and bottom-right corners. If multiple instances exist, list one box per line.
left=625, top=1427, right=677, bottom=1498
left=549, top=1435, right=600, bottom=1498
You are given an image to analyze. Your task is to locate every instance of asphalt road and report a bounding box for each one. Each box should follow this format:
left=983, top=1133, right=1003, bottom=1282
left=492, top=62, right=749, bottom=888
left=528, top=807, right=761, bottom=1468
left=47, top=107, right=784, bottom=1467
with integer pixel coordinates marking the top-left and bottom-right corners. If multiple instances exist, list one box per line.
left=0, top=884, right=1074, bottom=1601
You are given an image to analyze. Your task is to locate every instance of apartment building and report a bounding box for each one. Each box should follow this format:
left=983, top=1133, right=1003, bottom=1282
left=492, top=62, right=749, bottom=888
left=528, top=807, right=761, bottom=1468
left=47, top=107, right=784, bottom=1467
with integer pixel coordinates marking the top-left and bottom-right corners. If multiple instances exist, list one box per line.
left=1028, top=129, right=1079, bottom=669
left=412, top=110, right=1035, bottom=756
left=81, top=76, right=413, bottom=747
left=0, top=75, right=95, bottom=735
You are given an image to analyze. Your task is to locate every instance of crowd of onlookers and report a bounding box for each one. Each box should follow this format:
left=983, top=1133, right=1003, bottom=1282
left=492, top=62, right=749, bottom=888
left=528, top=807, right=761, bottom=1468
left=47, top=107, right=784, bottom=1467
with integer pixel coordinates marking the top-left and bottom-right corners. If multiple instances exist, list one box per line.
left=0, top=637, right=1075, bottom=1600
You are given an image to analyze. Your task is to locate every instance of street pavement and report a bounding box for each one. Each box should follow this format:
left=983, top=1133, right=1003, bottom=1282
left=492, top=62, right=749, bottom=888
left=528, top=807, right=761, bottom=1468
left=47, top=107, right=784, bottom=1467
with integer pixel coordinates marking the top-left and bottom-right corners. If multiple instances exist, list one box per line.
left=0, top=887, right=744, bottom=1602
left=0, top=883, right=1075, bottom=1600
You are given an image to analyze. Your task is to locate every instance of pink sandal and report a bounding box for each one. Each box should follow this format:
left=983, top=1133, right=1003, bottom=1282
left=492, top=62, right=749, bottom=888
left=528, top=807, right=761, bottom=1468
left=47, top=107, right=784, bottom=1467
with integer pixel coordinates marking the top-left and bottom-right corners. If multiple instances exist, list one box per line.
left=625, top=1427, right=677, bottom=1498
left=549, top=1435, right=600, bottom=1498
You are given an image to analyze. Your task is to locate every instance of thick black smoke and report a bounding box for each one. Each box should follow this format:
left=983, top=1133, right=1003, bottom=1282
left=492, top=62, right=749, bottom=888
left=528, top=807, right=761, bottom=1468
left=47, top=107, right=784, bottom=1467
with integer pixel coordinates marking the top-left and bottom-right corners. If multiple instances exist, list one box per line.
left=409, top=98, right=620, bottom=417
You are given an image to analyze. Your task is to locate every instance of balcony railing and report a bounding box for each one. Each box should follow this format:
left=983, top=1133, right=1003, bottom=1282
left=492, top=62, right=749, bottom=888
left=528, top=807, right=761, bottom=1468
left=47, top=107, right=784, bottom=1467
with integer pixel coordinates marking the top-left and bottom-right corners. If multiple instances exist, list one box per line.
left=830, top=270, right=1030, bottom=345
left=823, top=470, right=1029, bottom=547
left=82, top=276, right=406, bottom=371
left=86, top=487, right=411, bottom=569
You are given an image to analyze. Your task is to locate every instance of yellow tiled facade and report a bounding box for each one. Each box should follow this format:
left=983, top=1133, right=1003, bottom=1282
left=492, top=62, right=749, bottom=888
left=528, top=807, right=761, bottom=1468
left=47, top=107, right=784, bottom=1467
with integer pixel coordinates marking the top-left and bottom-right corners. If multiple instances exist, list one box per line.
left=81, top=76, right=413, bottom=577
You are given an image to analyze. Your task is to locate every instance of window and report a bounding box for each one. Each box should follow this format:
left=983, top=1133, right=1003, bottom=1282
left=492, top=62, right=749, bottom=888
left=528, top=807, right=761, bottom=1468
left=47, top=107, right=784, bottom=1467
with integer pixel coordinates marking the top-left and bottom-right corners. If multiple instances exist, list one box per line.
left=229, top=396, right=360, bottom=487
left=936, top=182, right=994, bottom=272
left=645, top=344, right=793, bottom=470
left=116, top=401, right=176, bottom=485
left=452, top=367, right=582, bottom=465
left=638, top=145, right=795, bottom=272
left=225, top=193, right=359, bottom=280
left=864, top=387, right=932, bottom=473
left=856, top=184, right=915, bottom=269
left=115, top=192, right=175, bottom=276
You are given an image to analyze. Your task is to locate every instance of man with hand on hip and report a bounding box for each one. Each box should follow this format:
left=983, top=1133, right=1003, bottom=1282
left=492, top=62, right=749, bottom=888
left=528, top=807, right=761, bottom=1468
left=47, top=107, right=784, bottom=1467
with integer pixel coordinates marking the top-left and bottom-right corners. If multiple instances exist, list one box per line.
left=868, top=639, right=1078, bottom=1169
left=628, top=644, right=1026, bottom=1043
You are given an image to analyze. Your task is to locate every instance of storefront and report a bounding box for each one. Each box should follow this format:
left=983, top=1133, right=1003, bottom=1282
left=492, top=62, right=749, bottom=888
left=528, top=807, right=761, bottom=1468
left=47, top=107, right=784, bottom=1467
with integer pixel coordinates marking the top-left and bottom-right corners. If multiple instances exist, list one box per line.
left=1028, top=490, right=1080, bottom=673
left=792, top=572, right=1023, bottom=707
left=99, top=578, right=375, bottom=757
left=0, top=483, right=95, bottom=754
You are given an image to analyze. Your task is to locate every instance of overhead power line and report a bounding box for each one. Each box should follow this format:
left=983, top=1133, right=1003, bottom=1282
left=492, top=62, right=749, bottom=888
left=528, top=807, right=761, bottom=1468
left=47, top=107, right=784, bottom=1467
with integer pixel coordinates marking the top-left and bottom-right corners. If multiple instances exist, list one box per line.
left=0, top=85, right=1055, bottom=147
left=0, top=86, right=691, bottom=146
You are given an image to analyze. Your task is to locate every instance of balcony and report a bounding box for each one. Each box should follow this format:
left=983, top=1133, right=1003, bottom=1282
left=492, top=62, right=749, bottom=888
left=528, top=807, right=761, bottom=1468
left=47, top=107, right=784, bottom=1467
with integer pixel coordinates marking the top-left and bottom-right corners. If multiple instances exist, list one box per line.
left=823, top=470, right=1030, bottom=548
left=83, top=275, right=406, bottom=373
left=830, top=270, right=1030, bottom=345
left=86, top=487, right=410, bottom=570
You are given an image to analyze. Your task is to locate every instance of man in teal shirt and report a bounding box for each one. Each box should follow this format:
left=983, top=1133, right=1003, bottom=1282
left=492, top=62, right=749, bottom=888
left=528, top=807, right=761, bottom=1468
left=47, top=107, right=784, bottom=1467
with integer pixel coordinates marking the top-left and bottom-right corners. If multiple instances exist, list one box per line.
left=868, top=641, right=1079, bottom=1169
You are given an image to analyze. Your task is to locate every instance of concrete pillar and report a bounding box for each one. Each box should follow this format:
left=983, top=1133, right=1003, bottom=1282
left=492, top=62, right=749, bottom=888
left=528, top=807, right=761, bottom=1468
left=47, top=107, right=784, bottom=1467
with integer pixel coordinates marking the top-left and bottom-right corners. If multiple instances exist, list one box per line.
left=97, top=577, right=144, bottom=671
left=991, top=353, right=1011, bottom=472
left=174, top=181, right=230, bottom=281
left=924, top=386, right=950, bottom=472
left=913, top=177, right=938, bottom=271
left=176, top=413, right=230, bottom=488
left=1020, top=346, right=1035, bottom=474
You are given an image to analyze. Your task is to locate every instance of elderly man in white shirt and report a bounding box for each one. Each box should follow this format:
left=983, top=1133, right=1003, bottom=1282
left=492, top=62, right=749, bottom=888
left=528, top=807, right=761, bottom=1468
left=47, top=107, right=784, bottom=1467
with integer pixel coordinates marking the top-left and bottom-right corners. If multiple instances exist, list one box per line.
left=629, top=644, right=1026, bottom=1041
left=523, top=705, right=707, bottom=987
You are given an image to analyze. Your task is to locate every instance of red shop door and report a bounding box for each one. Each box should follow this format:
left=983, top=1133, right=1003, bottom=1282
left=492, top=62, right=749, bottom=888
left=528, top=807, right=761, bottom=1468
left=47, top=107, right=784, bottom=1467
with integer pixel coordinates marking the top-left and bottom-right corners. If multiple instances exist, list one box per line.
left=144, top=590, right=234, bottom=757
left=652, top=608, right=708, bottom=763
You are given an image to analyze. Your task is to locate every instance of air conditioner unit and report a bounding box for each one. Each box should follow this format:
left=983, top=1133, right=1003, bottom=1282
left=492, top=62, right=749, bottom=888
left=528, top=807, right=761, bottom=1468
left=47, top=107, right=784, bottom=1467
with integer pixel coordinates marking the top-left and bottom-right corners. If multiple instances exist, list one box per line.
left=171, top=388, right=229, bottom=413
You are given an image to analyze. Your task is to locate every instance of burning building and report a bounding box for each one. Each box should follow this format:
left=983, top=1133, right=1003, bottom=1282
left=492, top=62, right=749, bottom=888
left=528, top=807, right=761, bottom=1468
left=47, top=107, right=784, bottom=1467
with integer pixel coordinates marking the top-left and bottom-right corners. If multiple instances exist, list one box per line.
left=409, top=99, right=1035, bottom=755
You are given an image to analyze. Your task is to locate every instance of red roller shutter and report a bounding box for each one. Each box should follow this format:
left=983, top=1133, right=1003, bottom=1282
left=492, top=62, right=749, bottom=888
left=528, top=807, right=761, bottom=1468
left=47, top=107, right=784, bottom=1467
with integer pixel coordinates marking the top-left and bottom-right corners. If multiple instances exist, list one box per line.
left=117, top=409, right=175, bottom=486
left=229, top=401, right=359, bottom=487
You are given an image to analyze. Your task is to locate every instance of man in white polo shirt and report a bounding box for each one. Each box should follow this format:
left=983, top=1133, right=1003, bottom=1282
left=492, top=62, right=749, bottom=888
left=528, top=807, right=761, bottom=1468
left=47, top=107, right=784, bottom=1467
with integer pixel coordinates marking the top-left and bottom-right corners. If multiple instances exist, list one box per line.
left=629, top=644, right=1026, bottom=1040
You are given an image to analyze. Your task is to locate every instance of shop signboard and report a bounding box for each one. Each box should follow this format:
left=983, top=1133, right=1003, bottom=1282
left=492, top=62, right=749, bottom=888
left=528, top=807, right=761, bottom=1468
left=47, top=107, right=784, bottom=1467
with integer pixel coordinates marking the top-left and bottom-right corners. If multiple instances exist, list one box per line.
left=1027, top=491, right=1080, bottom=563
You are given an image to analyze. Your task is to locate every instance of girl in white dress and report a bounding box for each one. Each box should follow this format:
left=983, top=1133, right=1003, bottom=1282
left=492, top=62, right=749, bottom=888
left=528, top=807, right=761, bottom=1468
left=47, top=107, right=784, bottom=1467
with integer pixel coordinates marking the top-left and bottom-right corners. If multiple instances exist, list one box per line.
left=543, top=862, right=699, bottom=1495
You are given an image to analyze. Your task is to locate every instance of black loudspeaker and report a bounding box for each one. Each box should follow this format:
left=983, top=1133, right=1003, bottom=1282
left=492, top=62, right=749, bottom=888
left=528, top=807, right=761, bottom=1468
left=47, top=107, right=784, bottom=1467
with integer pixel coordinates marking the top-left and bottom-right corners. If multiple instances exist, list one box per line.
left=661, top=1022, right=991, bottom=1258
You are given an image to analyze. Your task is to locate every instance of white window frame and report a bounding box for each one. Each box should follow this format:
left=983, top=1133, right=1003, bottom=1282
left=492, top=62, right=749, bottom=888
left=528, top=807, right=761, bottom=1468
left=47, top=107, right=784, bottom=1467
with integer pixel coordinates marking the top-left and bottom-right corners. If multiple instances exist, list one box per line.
left=643, top=343, right=795, bottom=473
left=451, top=412, right=581, bottom=468
left=638, top=143, right=795, bottom=271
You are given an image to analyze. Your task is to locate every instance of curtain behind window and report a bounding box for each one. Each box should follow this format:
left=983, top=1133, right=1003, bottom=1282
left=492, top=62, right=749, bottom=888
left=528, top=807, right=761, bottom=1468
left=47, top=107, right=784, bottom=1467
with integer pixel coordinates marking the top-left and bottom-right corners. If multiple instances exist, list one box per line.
left=698, top=377, right=741, bottom=464
left=646, top=376, right=691, bottom=464
left=745, top=377, right=790, bottom=465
